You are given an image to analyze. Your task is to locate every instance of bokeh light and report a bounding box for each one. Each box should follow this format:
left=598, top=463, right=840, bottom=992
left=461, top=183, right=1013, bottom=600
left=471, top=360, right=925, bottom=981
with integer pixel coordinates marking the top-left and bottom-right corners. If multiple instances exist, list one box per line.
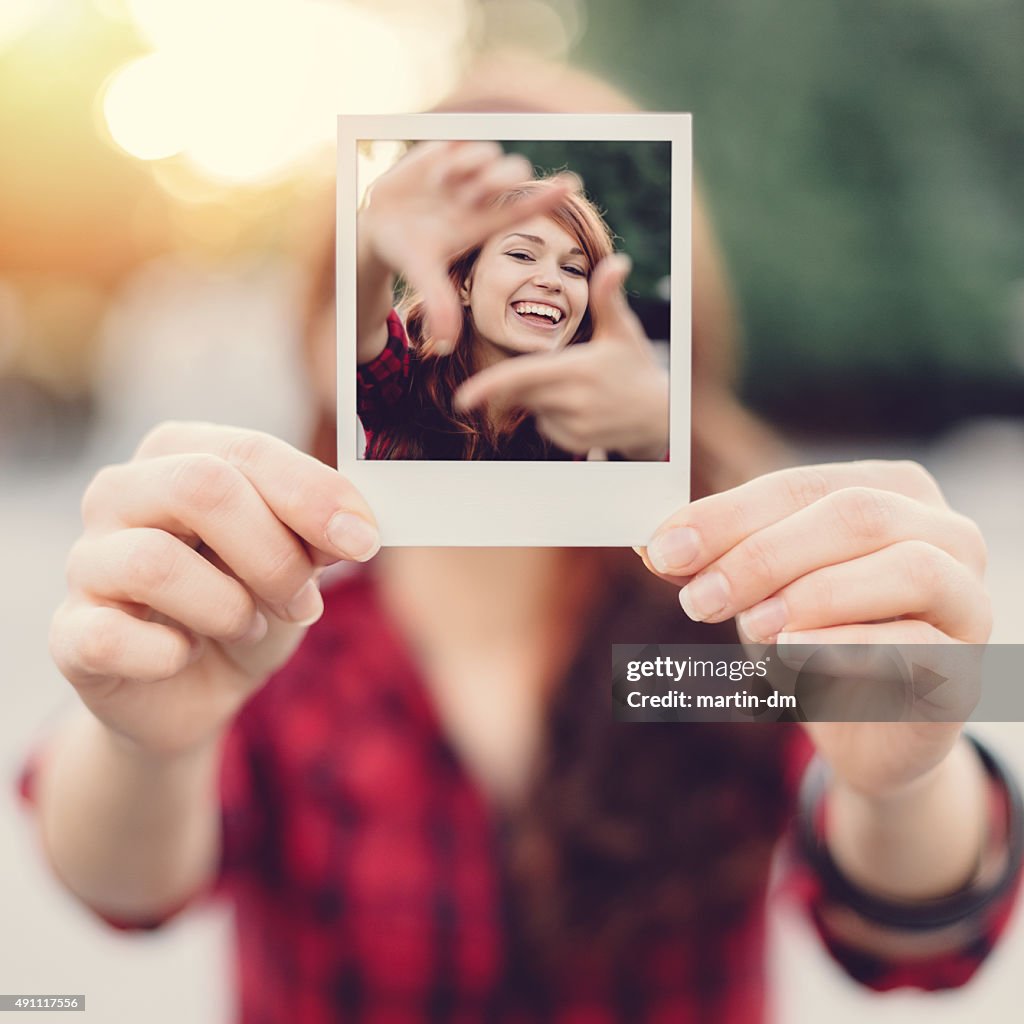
left=0, top=0, right=63, bottom=51
left=102, top=53, right=186, bottom=160
left=97, top=0, right=472, bottom=186
left=472, top=0, right=582, bottom=58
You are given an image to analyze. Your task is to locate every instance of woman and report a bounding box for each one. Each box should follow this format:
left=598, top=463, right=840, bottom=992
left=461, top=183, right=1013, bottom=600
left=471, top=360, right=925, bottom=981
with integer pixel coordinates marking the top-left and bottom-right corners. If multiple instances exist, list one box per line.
left=27, top=56, right=1021, bottom=1023
left=354, top=145, right=670, bottom=460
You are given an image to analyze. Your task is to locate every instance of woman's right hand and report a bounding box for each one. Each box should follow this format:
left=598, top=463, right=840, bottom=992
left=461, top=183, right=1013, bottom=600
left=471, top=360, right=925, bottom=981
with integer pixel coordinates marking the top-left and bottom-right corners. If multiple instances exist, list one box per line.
left=49, top=422, right=380, bottom=759
left=359, top=141, right=574, bottom=354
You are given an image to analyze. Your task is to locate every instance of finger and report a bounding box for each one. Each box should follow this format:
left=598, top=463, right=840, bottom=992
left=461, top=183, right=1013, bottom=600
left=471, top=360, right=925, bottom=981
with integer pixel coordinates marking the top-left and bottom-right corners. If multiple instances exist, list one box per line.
left=435, top=141, right=504, bottom=188
left=51, top=599, right=196, bottom=687
left=82, top=457, right=327, bottom=622
left=643, top=460, right=949, bottom=577
left=394, top=140, right=459, bottom=179
left=587, top=253, right=647, bottom=345
left=775, top=619, right=952, bottom=649
left=455, top=352, right=581, bottom=411
left=130, top=424, right=381, bottom=563
left=67, top=529, right=276, bottom=645
left=673, top=488, right=987, bottom=625
left=734, top=541, right=991, bottom=644
left=771, top=622, right=982, bottom=724
left=461, top=153, right=533, bottom=207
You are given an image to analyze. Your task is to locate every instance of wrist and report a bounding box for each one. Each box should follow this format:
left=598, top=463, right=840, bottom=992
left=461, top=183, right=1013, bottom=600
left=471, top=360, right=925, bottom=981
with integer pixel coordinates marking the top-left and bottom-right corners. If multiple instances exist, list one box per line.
left=95, top=717, right=224, bottom=775
left=356, top=209, right=398, bottom=345
left=826, top=737, right=989, bottom=901
left=37, top=712, right=224, bottom=923
left=798, top=734, right=1023, bottom=933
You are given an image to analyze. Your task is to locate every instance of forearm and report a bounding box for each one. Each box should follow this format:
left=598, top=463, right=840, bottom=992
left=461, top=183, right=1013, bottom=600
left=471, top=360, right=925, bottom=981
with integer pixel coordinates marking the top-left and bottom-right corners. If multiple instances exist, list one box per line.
left=35, top=711, right=222, bottom=923
left=356, top=210, right=395, bottom=364
left=808, top=733, right=1002, bottom=959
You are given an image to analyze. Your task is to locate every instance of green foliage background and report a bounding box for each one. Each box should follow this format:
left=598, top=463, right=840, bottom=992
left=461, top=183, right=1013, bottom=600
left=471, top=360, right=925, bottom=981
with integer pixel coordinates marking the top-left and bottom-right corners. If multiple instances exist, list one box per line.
left=503, top=140, right=672, bottom=299
left=569, top=0, right=1024, bottom=431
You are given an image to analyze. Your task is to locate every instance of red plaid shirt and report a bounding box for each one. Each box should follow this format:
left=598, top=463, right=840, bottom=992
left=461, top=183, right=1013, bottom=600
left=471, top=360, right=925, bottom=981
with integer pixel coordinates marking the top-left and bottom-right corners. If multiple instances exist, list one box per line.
left=356, top=311, right=412, bottom=458
left=19, top=571, right=1021, bottom=1022
left=357, top=312, right=583, bottom=461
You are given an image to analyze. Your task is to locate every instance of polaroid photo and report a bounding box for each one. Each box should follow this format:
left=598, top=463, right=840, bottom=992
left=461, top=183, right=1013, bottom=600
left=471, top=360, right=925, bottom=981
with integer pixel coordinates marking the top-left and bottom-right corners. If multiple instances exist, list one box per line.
left=337, top=112, right=691, bottom=546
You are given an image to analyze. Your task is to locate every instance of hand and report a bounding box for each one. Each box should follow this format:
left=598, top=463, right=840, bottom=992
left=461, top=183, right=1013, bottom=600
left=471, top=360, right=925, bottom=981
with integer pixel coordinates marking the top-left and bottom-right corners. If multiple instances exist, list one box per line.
left=49, top=423, right=381, bottom=758
left=638, top=461, right=991, bottom=796
left=454, top=254, right=669, bottom=459
left=360, top=141, right=575, bottom=355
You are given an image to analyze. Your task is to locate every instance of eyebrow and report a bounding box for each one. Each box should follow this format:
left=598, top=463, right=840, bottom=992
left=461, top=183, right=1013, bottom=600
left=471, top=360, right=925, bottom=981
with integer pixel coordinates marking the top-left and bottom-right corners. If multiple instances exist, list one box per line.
left=502, top=233, right=585, bottom=258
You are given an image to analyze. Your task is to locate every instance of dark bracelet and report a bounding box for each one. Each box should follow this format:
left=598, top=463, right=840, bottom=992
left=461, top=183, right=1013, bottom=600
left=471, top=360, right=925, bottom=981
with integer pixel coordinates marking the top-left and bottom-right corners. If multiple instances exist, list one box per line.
left=797, top=733, right=1024, bottom=932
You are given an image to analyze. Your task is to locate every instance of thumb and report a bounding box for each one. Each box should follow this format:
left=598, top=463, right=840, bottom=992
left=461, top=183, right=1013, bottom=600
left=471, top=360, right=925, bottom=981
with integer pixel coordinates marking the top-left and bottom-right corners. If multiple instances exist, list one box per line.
left=588, top=254, right=645, bottom=345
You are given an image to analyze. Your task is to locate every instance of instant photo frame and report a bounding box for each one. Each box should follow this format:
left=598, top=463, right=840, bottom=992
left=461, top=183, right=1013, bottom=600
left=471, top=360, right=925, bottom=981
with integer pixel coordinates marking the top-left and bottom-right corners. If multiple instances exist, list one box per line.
left=337, top=113, right=691, bottom=546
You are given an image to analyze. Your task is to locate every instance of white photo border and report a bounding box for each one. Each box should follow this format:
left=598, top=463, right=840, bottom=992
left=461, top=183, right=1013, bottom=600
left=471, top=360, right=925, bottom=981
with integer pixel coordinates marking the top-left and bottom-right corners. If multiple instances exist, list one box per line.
left=337, top=112, right=691, bottom=546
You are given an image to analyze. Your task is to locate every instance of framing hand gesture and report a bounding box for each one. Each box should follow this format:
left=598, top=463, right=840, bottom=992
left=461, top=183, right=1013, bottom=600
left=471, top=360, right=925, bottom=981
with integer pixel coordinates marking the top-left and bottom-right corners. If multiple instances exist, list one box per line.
left=360, top=141, right=575, bottom=355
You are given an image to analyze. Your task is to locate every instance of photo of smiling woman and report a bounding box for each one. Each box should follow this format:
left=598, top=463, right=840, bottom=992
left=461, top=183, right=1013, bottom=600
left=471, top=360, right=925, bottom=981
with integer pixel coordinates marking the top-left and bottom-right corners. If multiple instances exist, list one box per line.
left=355, top=141, right=671, bottom=461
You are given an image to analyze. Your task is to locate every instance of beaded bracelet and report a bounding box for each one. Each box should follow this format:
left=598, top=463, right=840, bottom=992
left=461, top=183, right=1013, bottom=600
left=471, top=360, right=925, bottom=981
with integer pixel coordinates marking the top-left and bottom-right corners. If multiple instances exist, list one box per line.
left=797, top=733, right=1024, bottom=932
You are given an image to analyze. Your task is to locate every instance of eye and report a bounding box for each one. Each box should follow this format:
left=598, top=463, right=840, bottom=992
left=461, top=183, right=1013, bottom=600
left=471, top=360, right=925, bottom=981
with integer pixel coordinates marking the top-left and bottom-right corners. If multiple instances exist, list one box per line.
left=563, top=264, right=588, bottom=278
left=506, top=250, right=534, bottom=262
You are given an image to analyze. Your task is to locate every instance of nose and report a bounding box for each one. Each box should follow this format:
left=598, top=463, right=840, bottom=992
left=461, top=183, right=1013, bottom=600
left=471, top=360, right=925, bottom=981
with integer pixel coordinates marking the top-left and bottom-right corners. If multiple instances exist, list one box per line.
left=531, top=258, right=563, bottom=291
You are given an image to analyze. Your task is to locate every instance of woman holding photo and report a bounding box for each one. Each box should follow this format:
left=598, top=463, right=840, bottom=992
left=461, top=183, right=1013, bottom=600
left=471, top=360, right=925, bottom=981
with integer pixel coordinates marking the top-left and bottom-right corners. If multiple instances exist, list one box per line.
left=24, top=55, right=1021, bottom=1024
left=354, top=144, right=670, bottom=460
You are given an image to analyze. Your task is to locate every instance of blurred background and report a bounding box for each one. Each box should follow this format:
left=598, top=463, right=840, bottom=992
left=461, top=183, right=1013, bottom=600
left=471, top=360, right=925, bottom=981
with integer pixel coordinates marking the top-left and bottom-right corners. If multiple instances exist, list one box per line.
left=1, top=1, right=1021, bottom=1021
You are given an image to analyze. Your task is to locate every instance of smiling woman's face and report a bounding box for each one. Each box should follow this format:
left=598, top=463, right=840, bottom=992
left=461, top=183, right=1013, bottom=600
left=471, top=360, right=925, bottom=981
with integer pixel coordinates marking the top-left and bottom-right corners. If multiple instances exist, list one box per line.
left=463, top=214, right=590, bottom=360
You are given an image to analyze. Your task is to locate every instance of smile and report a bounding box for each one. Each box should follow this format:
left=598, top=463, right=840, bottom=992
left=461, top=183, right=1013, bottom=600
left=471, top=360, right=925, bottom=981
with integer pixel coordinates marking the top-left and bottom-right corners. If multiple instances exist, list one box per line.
left=511, top=301, right=565, bottom=329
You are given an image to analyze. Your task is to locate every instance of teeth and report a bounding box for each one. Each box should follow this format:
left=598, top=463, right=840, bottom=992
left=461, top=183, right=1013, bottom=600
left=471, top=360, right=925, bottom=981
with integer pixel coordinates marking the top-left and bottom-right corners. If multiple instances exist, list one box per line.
left=513, top=302, right=562, bottom=323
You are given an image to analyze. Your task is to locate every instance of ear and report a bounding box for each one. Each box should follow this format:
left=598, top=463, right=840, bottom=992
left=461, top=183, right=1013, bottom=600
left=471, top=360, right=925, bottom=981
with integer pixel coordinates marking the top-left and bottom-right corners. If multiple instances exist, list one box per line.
left=458, top=277, right=472, bottom=305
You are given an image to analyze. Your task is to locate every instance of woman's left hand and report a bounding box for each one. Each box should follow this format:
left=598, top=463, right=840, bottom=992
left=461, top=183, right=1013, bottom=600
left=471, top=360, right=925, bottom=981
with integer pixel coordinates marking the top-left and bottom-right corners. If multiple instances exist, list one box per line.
left=454, top=255, right=669, bottom=460
left=637, top=460, right=992, bottom=797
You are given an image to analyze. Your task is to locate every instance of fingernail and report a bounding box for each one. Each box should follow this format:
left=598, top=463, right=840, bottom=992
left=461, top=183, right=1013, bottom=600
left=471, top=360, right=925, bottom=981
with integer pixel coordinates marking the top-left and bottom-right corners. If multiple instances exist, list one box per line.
left=737, top=598, right=787, bottom=643
left=648, top=527, right=700, bottom=574
left=679, top=572, right=729, bottom=621
left=775, top=631, right=795, bottom=653
left=774, top=632, right=809, bottom=661
left=239, top=611, right=269, bottom=646
left=284, top=581, right=324, bottom=625
left=326, top=513, right=380, bottom=562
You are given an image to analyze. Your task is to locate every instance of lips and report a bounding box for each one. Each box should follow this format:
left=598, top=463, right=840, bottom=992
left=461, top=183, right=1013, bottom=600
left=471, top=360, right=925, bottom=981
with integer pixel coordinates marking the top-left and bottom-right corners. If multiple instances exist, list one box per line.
left=510, top=300, right=566, bottom=330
